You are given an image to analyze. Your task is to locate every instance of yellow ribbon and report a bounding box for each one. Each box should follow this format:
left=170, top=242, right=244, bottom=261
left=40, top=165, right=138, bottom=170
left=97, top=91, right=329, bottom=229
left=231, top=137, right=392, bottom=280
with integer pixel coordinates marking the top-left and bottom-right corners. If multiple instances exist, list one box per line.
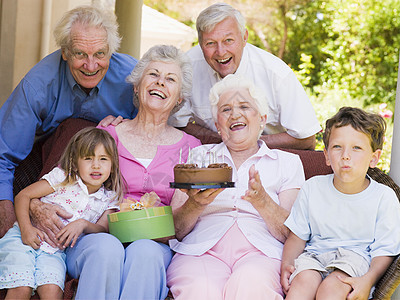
left=119, top=191, right=161, bottom=212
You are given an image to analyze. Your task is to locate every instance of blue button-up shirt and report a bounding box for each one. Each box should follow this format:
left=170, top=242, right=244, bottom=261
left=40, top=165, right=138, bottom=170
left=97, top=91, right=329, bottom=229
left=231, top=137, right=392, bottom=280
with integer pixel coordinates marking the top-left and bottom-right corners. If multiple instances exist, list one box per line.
left=0, top=49, right=137, bottom=201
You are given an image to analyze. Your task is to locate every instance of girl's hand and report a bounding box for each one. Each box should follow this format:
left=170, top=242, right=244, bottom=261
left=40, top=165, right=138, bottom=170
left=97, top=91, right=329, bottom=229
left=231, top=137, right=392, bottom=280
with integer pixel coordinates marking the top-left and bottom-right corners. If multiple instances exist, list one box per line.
left=242, top=164, right=267, bottom=207
left=56, top=219, right=87, bottom=249
left=20, top=226, right=45, bottom=249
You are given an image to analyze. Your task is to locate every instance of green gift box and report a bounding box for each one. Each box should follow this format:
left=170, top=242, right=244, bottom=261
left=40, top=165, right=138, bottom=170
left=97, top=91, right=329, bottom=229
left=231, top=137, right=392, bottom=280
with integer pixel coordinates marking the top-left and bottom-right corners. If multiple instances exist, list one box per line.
left=108, top=206, right=175, bottom=243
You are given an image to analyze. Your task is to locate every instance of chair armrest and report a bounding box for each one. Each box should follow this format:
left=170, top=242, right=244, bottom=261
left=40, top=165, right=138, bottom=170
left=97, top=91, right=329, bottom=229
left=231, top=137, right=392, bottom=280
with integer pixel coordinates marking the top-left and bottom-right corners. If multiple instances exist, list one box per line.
left=373, top=255, right=400, bottom=300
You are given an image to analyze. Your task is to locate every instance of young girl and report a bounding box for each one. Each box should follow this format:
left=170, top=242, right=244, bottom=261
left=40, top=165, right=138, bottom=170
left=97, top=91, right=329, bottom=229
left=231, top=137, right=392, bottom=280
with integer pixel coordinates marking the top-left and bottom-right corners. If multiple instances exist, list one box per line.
left=0, top=127, right=124, bottom=299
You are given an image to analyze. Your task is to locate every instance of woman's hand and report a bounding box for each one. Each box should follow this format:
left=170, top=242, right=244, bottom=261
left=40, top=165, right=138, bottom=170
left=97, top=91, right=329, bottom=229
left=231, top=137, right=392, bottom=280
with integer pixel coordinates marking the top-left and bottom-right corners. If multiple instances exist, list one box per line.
left=241, top=164, right=267, bottom=207
left=241, top=164, right=297, bottom=243
left=181, top=188, right=224, bottom=208
left=153, top=235, right=175, bottom=245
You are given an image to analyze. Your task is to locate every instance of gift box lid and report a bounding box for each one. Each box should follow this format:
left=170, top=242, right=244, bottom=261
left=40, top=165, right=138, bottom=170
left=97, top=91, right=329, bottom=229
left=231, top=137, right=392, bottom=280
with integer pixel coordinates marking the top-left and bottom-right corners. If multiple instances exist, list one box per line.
left=108, top=206, right=175, bottom=243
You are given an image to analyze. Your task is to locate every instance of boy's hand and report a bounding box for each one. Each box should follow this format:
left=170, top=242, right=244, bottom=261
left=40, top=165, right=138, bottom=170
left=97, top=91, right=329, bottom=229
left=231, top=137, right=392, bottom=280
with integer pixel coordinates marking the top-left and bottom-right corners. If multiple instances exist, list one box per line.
left=56, top=219, right=87, bottom=249
left=20, top=225, right=45, bottom=249
left=337, top=275, right=372, bottom=300
left=280, top=263, right=295, bottom=295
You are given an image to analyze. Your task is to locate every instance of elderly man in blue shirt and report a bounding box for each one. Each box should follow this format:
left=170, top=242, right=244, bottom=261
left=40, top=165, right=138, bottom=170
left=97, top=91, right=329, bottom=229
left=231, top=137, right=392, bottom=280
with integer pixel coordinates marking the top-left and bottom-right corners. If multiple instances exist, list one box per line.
left=0, top=6, right=137, bottom=237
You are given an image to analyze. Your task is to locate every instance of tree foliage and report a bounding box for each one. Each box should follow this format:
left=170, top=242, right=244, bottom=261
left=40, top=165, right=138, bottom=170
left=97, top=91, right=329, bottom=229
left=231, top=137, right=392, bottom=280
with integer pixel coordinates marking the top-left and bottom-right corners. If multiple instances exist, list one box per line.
left=285, top=0, right=400, bottom=109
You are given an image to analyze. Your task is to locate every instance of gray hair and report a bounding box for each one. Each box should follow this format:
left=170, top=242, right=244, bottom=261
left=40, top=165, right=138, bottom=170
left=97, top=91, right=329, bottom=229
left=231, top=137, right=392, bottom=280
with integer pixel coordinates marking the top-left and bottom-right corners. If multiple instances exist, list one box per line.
left=126, top=45, right=192, bottom=115
left=196, top=3, right=246, bottom=42
left=209, top=74, right=269, bottom=135
left=53, top=5, right=121, bottom=56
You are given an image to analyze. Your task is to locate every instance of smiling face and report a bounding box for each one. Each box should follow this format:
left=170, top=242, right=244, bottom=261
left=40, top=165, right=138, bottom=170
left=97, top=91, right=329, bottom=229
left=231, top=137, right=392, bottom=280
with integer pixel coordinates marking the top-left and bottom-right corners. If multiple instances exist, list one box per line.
left=136, top=61, right=183, bottom=114
left=216, top=87, right=266, bottom=152
left=324, top=125, right=381, bottom=194
left=62, top=23, right=110, bottom=93
left=200, top=17, right=248, bottom=78
left=77, top=144, right=112, bottom=194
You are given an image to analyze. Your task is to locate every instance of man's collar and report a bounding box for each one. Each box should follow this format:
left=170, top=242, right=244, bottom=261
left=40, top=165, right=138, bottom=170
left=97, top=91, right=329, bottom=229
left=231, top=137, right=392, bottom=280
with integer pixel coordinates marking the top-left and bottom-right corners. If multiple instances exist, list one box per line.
left=234, top=43, right=248, bottom=76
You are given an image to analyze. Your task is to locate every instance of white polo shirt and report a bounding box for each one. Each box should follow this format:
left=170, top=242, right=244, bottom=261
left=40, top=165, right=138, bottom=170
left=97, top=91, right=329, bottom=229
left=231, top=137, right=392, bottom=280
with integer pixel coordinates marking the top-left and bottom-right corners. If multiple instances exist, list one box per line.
left=169, top=141, right=305, bottom=259
left=168, top=43, right=321, bottom=139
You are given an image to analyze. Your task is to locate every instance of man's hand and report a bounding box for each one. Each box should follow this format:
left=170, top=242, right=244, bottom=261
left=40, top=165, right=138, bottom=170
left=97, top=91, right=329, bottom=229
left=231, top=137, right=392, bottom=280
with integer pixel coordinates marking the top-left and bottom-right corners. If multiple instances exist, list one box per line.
left=98, top=115, right=126, bottom=127
left=0, top=200, right=16, bottom=238
left=30, top=198, right=73, bottom=248
left=179, top=122, right=222, bottom=144
left=260, top=133, right=316, bottom=150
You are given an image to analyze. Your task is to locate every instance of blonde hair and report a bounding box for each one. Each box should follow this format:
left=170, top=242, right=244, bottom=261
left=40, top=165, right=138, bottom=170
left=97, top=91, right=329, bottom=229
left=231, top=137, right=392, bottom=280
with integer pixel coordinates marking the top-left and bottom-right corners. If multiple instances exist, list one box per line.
left=58, top=127, right=125, bottom=202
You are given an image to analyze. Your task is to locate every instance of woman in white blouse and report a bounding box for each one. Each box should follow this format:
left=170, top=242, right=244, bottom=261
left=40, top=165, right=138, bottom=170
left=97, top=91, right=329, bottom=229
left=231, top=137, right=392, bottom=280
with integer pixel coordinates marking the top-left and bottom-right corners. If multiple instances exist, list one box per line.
left=167, top=74, right=305, bottom=299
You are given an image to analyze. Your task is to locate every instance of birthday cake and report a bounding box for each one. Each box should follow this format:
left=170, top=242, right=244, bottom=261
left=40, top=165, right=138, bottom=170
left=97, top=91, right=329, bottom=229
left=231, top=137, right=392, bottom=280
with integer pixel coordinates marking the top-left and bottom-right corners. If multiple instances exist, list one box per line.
left=173, top=163, right=232, bottom=184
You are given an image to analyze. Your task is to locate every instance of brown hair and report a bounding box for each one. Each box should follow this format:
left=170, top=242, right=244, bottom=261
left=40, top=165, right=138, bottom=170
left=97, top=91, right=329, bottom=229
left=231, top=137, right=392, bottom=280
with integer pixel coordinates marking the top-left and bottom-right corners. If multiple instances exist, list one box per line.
left=323, top=106, right=386, bottom=151
left=58, top=127, right=124, bottom=202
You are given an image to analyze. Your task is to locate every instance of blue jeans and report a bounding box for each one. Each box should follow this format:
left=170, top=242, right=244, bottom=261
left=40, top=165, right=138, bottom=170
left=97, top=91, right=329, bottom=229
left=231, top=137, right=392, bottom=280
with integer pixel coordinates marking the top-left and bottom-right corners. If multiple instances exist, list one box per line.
left=66, top=233, right=173, bottom=300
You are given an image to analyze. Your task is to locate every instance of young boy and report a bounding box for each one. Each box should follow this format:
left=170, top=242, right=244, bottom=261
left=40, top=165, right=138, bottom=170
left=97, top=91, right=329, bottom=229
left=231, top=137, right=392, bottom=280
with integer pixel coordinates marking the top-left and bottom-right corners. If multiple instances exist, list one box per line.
left=281, top=107, right=400, bottom=300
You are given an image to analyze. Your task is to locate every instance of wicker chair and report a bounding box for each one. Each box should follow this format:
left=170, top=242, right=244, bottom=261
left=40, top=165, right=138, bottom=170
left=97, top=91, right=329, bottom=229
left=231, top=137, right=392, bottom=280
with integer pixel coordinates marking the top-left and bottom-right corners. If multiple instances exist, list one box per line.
left=1, top=118, right=399, bottom=300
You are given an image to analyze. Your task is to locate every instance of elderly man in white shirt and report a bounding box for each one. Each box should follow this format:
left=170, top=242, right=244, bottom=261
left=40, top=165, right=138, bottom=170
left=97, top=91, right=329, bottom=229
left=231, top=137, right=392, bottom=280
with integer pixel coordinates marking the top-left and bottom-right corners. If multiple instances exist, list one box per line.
left=168, top=3, right=321, bottom=150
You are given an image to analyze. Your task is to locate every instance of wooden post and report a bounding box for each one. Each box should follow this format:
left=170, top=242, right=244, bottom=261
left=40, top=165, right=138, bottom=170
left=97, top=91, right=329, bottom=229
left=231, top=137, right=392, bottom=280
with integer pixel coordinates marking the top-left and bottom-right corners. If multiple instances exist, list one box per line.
left=115, top=0, right=143, bottom=59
